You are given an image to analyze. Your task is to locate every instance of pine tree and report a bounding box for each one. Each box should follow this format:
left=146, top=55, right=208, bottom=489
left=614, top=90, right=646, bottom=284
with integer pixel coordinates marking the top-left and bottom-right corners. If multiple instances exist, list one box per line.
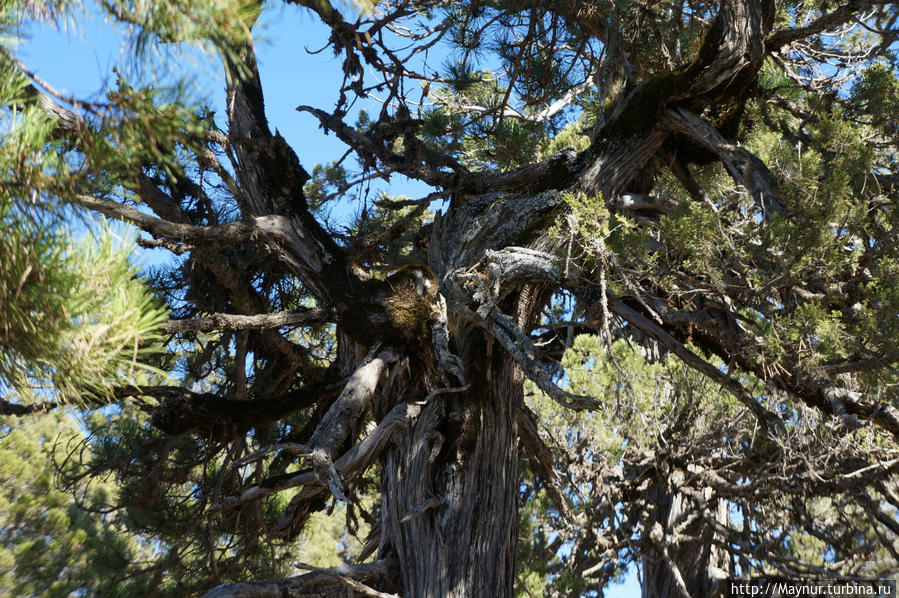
left=0, top=409, right=155, bottom=597
left=0, top=1, right=166, bottom=410
left=2, top=0, right=899, bottom=596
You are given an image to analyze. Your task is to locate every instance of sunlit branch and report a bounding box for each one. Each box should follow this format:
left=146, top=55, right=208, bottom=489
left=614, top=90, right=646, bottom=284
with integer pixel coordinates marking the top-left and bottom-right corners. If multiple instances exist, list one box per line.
left=161, top=308, right=336, bottom=333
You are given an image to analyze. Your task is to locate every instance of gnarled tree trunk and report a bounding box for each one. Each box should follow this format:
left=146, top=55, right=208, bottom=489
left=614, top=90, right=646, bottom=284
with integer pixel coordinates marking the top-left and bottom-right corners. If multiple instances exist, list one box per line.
left=379, top=326, right=522, bottom=597
left=25, top=0, right=896, bottom=595
left=642, top=478, right=730, bottom=598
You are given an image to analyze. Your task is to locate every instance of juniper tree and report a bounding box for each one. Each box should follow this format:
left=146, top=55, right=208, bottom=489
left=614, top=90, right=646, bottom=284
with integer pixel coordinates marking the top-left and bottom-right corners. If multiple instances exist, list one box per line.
left=2, top=0, right=899, bottom=596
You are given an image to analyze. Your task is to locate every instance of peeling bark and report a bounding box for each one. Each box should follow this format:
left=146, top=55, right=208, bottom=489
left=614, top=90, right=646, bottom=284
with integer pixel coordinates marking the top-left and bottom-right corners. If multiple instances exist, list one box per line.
left=378, top=330, right=521, bottom=598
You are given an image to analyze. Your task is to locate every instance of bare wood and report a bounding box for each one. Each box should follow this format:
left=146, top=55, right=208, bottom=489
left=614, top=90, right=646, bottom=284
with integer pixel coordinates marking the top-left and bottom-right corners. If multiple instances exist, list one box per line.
left=202, top=558, right=399, bottom=598
left=208, top=401, right=421, bottom=513
left=161, top=308, right=335, bottom=334
left=76, top=195, right=258, bottom=248
left=660, top=108, right=784, bottom=219
left=293, top=563, right=400, bottom=598
left=308, top=347, right=397, bottom=460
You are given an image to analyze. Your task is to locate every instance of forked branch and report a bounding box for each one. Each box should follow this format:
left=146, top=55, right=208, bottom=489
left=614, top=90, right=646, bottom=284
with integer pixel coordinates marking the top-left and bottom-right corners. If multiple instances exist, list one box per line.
left=208, top=400, right=422, bottom=514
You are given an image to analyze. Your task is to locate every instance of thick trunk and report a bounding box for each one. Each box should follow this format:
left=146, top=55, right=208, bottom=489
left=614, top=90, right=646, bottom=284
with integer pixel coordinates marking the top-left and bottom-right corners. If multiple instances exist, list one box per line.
left=378, top=327, right=522, bottom=597
left=642, top=480, right=730, bottom=598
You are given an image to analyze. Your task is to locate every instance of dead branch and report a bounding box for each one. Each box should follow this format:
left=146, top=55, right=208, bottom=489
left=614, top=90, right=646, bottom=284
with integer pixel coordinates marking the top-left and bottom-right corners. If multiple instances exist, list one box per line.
left=308, top=347, right=397, bottom=460
left=76, top=195, right=258, bottom=248
left=202, top=558, right=399, bottom=598
left=208, top=400, right=422, bottom=514
left=161, top=308, right=336, bottom=334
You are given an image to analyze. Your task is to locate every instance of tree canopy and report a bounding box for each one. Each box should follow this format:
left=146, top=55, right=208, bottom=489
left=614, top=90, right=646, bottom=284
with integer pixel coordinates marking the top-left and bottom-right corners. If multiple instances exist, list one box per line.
left=2, top=0, right=899, bottom=596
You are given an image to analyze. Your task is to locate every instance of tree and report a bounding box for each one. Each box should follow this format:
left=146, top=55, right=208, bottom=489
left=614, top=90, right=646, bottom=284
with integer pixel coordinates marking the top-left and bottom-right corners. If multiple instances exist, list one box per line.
left=0, top=1, right=167, bottom=411
left=0, top=410, right=157, bottom=597
left=2, top=0, right=899, bottom=596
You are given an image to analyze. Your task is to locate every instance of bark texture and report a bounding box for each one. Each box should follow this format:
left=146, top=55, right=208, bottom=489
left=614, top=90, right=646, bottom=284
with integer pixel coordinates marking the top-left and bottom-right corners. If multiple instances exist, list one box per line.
left=378, top=330, right=522, bottom=597
left=642, top=483, right=730, bottom=598
left=10, top=0, right=899, bottom=594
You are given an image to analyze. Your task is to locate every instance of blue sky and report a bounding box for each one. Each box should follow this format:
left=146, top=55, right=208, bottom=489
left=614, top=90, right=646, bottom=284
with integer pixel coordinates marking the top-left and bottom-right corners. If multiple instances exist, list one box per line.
left=15, top=4, right=641, bottom=595
left=17, top=2, right=431, bottom=213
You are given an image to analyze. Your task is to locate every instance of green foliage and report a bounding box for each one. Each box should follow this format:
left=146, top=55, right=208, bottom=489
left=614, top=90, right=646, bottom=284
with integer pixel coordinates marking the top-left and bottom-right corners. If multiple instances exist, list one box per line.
left=0, top=220, right=167, bottom=403
left=540, top=120, right=590, bottom=158
left=514, top=475, right=568, bottom=597
left=294, top=506, right=370, bottom=568
left=352, top=193, right=434, bottom=264
left=517, top=336, right=743, bottom=593
left=850, top=62, right=899, bottom=135
left=88, top=77, right=213, bottom=187
left=557, top=192, right=610, bottom=240
left=534, top=336, right=739, bottom=460
left=304, top=160, right=350, bottom=211
left=79, top=404, right=300, bottom=595
left=0, top=410, right=155, bottom=597
left=3, top=0, right=899, bottom=595
left=112, top=0, right=260, bottom=76
left=0, top=1, right=209, bottom=406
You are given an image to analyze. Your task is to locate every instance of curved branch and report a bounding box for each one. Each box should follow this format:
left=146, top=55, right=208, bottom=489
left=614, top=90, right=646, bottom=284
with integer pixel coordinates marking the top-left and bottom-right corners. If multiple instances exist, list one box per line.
left=444, top=248, right=598, bottom=410
left=161, top=307, right=335, bottom=334
left=488, top=308, right=598, bottom=411
left=202, top=558, right=399, bottom=598
left=308, top=347, right=396, bottom=459
left=0, top=398, right=58, bottom=417
left=208, top=400, right=422, bottom=514
left=766, top=0, right=890, bottom=51
left=660, top=108, right=784, bottom=219
left=298, top=104, right=583, bottom=197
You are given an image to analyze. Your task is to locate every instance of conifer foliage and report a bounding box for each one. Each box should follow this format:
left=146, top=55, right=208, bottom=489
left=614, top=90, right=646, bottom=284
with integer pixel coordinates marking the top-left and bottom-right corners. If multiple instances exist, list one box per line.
left=1, top=0, right=899, bottom=596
